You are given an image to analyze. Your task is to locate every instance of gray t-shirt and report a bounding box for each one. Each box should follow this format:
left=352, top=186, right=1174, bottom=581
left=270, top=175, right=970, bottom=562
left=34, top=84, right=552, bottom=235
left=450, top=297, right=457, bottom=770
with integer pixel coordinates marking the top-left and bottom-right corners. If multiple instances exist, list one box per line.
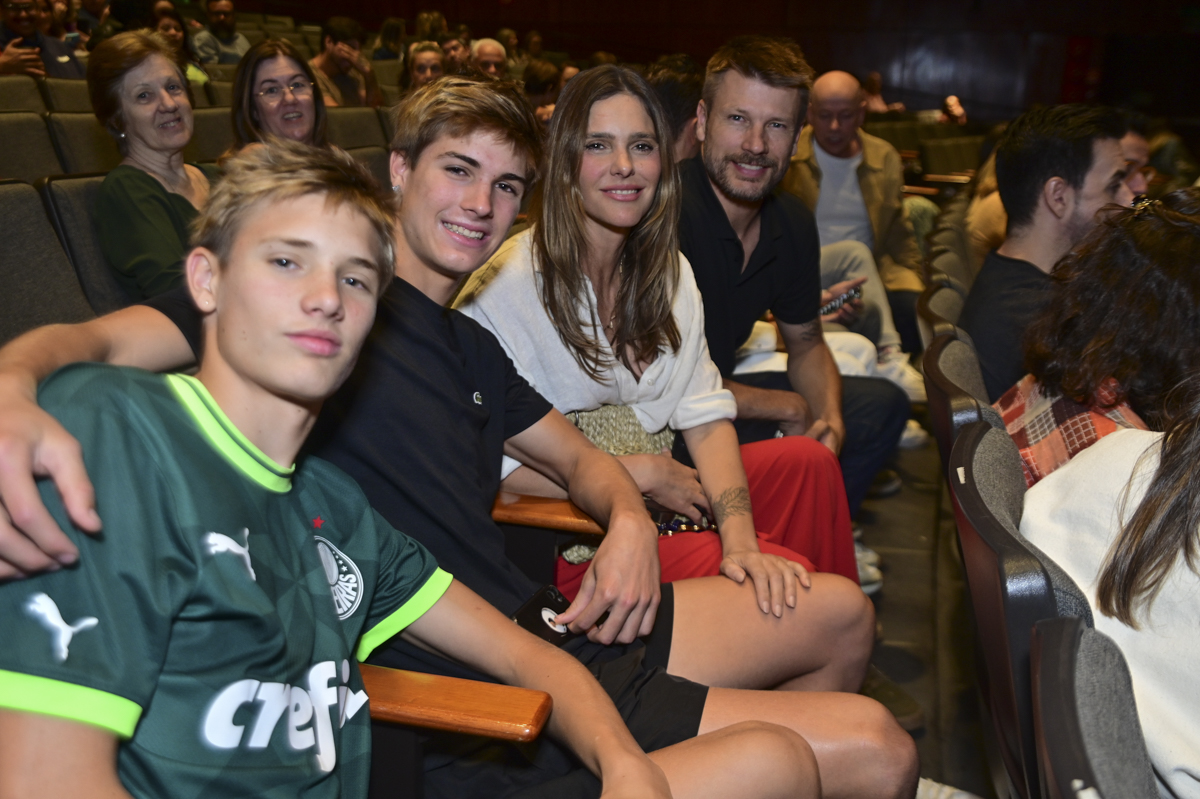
left=813, top=142, right=873, bottom=251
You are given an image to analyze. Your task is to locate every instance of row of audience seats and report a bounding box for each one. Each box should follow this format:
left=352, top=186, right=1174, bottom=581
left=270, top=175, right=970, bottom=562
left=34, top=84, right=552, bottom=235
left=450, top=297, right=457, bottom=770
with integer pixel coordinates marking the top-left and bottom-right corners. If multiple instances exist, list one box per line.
left=917, top=294, right=1157, bottom=798
left=0, top=102, right=391, bottom=186
left=0, top=74, right=234, bottom=116
left=866, top=118, right=987, bottom=176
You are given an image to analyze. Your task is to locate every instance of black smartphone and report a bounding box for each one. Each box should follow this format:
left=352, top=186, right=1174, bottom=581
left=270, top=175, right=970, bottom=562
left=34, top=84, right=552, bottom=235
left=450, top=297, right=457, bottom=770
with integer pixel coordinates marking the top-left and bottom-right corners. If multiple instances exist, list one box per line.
left=819, top=285, right=863, bottom=316
left=511, top=584, right=578, bottom=646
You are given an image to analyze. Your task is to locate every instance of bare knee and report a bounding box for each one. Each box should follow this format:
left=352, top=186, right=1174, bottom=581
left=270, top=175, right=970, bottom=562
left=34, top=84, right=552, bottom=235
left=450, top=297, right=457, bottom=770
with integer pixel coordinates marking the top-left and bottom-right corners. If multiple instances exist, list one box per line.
left=852, top=698, right=920, bottom=799
left=811, top=574, right=875, bottom=685
left=721, top=721, right=821, bottom=799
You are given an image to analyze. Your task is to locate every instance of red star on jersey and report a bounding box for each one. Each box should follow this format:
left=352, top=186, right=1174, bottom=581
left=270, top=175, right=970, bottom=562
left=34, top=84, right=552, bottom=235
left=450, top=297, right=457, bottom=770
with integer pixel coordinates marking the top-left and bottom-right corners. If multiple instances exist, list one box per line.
left=312, top=517, right=325, bottom=529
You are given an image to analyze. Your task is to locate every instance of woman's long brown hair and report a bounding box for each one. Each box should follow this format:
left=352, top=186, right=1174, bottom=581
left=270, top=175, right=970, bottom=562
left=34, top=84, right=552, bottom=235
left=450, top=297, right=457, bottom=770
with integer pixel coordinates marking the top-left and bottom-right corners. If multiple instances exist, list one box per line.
left=530, top=64, right=681, bottom=380
left=1093, top=189, right=1200, bottom=626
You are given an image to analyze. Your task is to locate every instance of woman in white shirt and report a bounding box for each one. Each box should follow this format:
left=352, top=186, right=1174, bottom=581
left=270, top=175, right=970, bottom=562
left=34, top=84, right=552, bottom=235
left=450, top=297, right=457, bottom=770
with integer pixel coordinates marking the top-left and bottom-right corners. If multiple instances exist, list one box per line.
left=457, top=65, right=867, bottom=694
left=1021, top=192, right=1200, bottom=799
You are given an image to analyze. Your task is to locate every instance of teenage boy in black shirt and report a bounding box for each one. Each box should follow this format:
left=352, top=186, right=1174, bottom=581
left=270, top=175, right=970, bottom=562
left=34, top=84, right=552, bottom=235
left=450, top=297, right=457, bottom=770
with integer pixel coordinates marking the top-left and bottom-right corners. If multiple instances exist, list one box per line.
left=0, top=77, right=918, bottom=798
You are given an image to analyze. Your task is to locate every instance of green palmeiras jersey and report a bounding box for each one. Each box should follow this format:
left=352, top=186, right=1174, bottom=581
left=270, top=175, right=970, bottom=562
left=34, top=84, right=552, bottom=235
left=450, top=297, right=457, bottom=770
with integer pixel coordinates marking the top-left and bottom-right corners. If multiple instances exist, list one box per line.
left=0, top=364, right=453, bottom=798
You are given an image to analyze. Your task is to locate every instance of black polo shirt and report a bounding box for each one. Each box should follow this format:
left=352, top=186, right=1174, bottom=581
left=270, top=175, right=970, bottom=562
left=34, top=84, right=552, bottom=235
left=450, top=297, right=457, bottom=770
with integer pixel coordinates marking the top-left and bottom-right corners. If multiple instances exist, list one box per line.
left=958, top=250, right=1053, bottom=402
left=145, top=279, right=556, bottom=680
left=678, top=157, right=822, bottom=377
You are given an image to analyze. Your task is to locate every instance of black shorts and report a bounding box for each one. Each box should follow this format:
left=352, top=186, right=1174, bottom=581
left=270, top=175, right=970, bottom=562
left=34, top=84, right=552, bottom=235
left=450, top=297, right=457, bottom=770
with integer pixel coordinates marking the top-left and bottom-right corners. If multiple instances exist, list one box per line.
left=422, top=583, right=709, bottom=799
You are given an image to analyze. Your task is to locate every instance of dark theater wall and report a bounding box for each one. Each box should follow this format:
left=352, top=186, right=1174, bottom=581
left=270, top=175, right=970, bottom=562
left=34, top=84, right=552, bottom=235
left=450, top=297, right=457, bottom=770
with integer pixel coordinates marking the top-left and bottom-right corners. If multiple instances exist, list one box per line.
left=248, top=0, right=1197, bottom=121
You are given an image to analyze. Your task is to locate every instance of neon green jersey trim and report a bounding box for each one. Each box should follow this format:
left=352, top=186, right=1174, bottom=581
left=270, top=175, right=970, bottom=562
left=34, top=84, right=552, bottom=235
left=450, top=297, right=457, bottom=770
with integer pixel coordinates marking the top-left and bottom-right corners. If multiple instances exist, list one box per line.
left=356, top=569, right=453, bottom=661
left=0, top=669, right=142, bottom=738
left=166, top=374, right=294, bottom=493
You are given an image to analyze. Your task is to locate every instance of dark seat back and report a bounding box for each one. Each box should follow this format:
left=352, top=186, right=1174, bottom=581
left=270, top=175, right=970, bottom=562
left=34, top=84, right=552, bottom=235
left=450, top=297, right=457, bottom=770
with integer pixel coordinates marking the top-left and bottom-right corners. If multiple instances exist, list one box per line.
left=0, top=180, right=94, bottom=344
left=348, top=145, right=391, bottom=190
left=39, top=77, right=92, bottom=112
left=206, top=81, right=234, bottom=107
left=326, top=106, right=387, bottom=150
left=37, top=174, right=135, bottom=315
left=371, top=59, right=404, bottom=89
left=0, top=111, right=62, bottom=181
left=916, top=277, right=966, bottom=351
left=923, top=330, right=1000, bottom=475
left=1031, top=617, right=1157, bottom=799
left=46, top=112, right=122, bottom=174
left=0, top=75, right=47, bottom=112
left=949, top=422, right=1092, bottom=799
left=183, top=107, right=234, bottom=164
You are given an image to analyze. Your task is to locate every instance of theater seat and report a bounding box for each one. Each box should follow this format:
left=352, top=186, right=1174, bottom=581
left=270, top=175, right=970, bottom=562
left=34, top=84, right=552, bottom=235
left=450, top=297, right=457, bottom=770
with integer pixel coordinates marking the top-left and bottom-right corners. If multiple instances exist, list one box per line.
left=37, top=174, right=135, bottom=315
left=183, top=107, right=235, bottom=164
left=326, top=106, right=387, bottom=150
left=347, top=146, right=391, bottom=190
left=206, top=81, right=234, bottom=107
left=949, top=421, right=1092, bottom=799
left=1031, top=616, right=1157, bottom=799
left=46, top=112, right=121, bottom=174
left=39, top=77, right=92, bottom=113
left=492, top=491, right=604, bottom=584
left=372, top=59, right=403, bottom=89
left=0, top=111, right=62, bottom=182
left=0, top=75, right=47, bottom=113
left=0, top=180, right=94, bottom=344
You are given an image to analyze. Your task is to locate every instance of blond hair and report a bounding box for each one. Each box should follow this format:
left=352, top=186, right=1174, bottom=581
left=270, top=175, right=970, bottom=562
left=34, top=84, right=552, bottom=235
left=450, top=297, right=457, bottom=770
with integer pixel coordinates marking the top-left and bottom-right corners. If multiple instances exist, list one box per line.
left=192, top=140, right=396, bottom=294
left=388, top=74, right=542, bottom=180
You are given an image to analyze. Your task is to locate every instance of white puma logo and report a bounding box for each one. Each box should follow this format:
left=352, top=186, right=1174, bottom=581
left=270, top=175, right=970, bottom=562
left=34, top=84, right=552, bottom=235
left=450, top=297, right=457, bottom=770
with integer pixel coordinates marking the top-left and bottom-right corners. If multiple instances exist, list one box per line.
left=205, top=529, right=255, bottom=580
left=25, top=593, right=98, bottom=663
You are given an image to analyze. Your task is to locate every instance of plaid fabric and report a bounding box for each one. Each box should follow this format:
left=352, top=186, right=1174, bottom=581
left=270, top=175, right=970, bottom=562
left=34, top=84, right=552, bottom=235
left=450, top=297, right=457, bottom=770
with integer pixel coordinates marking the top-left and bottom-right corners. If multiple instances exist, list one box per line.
left=994, top=374, right=1149, bottom=487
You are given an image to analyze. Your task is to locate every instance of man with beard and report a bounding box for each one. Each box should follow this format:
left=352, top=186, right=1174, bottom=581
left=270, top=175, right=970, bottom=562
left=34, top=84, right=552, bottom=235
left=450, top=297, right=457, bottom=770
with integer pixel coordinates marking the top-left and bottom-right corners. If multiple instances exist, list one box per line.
left=0, top=0, right=84, bottom=78
left=437, top=31, right=468, bottom=71
left=191, top=0, right=247, bottom=65
left=676, top=36, right=909, bottom=550
left=959, top=104, right=1133, bottom=401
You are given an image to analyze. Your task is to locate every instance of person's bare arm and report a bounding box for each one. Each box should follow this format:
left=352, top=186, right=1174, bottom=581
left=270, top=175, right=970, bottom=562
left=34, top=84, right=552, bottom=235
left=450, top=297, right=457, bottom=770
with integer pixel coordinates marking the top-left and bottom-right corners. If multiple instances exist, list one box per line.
left=0, top=308, right=194, bottom=578
left=0, top=709, right=131, bottom=798
left=502, top=410, right=661, bottom=645
left=681, top=419, right=809, bottom=618
left=402, top=581, right=671, bottom=798
left=779, top=318, right=844, bottom=454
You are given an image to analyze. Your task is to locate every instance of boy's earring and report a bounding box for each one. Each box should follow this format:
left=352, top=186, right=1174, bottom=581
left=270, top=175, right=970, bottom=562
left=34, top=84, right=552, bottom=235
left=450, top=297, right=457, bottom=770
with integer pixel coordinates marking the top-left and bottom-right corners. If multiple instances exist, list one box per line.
left=391, top=185, right=400, bottom=192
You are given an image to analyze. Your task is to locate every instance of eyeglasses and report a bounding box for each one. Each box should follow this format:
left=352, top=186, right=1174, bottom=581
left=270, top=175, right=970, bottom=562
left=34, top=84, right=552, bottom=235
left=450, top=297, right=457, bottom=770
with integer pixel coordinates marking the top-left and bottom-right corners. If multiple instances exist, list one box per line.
left=256, top=80, right=313, bottom=104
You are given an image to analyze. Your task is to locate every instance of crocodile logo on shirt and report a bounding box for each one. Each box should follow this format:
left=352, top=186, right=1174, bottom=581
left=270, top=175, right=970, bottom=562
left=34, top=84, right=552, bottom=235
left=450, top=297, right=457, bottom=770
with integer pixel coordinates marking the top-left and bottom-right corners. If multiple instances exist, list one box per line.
left=201, top=659, right=368, bottom=773
left=25, top=592, right=98, bottom=662
left=315, top=536, right=362, bottom=619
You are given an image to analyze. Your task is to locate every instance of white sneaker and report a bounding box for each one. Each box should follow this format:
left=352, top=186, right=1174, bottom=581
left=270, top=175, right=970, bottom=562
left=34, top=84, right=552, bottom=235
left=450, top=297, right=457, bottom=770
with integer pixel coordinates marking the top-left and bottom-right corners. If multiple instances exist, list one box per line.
left=856, top=540, right=881, bottom=566
left=915, top=778, right=985, bottom=799
left=859, top=560, right=883, bottom=594
left=877, top=349, right=927, bottom=403
left=898, top=418, right=931, bottom=449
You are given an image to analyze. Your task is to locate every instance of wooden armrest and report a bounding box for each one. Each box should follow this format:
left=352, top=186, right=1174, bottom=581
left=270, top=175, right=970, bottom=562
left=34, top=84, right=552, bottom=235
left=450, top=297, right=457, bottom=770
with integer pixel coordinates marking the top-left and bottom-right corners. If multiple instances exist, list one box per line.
left=361, top=664, right=552, bottom=742
left=491, top=491, right=605, bottom=536
left=922, top=174, right=973, bottom=184
left=903, top=185, right=940, bottom=196
left=898, top=149, right=920, bottom=160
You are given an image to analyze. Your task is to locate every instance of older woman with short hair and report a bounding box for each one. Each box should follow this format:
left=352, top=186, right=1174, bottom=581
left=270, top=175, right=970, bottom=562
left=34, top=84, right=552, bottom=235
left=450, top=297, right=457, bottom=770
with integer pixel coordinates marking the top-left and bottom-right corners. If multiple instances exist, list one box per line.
left=90, top=30, right=216, bottom=299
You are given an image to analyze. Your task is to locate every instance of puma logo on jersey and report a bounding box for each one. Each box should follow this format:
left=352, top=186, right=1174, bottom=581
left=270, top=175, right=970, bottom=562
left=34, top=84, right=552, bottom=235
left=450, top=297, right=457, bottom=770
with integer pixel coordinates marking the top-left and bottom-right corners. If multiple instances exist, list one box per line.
left=202, top=659, right=368, bottom=772
left=205, top=529, right=255, bottom=580
left=25, top=593, right=98, bottom=662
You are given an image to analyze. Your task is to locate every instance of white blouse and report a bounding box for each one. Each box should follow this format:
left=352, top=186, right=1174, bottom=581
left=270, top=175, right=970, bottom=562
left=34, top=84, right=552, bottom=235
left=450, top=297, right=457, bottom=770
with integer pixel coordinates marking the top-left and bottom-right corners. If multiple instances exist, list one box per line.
left=455, top=229, right=736, bottom=478
left=1022, top=429, right=1200, bottom=799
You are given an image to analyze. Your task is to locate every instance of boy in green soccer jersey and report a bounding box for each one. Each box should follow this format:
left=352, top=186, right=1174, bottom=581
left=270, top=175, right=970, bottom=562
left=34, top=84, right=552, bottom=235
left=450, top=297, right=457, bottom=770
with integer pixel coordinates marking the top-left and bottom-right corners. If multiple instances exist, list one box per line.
left=0, top=141, right=819, bottom=799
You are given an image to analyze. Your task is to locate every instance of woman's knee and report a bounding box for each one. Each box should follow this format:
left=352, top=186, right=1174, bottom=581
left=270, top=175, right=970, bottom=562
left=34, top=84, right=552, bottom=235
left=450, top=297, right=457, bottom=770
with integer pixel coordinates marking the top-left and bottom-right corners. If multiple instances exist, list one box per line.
left=721, top=721, right=821, bottom=799
left=851, top=697, right=920, bottom=798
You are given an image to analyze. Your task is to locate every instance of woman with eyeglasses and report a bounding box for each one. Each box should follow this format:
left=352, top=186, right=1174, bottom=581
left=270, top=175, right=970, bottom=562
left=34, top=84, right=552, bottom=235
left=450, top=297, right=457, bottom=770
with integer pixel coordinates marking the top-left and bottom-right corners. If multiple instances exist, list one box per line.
left=230, top=38, right=326, bottom=150
left=89, top=30, right=215, bottom=299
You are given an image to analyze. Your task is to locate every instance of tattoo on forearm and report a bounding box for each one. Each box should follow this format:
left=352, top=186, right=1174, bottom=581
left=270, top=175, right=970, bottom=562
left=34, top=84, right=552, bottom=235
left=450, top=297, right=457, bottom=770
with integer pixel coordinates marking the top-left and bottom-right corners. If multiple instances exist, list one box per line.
left=794, top=319, right=820, bottom=344
left=711, top=487, right=752, bottom=526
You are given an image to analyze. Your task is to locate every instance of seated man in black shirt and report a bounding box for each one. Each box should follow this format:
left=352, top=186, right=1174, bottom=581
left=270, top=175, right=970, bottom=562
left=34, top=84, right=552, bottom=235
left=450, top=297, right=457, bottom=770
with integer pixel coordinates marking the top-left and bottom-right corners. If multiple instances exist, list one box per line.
left=959, top=104, right=1133, bottom=401
left=0, top=77, right=918, bottom=798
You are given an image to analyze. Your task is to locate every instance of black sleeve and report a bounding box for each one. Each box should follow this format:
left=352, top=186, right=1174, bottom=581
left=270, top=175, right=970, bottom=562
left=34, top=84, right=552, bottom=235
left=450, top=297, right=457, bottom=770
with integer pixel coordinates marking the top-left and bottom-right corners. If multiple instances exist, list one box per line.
left=493, top=334, right=553, bottom=439
left=140, top=286, right=203, bottom=359
left=770, top=196, right=822, bottom=327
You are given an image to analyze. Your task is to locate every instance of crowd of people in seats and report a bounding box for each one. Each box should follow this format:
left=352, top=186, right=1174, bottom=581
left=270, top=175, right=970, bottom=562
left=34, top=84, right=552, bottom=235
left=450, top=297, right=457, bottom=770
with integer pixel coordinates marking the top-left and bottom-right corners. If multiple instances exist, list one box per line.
left=3, top=0, right=1200, bottom=795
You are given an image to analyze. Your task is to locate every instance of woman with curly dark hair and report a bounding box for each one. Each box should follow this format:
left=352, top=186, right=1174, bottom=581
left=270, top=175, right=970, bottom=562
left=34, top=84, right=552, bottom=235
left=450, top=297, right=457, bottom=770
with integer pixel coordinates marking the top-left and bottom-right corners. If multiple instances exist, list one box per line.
left=1020, top=190, right=1200, bottom=798
left=994, top=187, right=1200, bottom=485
